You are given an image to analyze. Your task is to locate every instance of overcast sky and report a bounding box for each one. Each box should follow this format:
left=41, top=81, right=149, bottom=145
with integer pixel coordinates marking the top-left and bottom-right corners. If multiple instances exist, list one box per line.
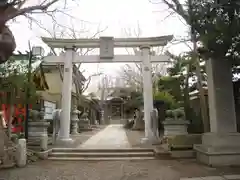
left=10, top=0, right=189, bottom=94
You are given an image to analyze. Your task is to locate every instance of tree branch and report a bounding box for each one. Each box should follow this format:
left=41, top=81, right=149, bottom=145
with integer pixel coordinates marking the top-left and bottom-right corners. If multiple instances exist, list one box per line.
left=81, top=73, right=102, bottom=93
left=6, top=0, right=59, bottom=21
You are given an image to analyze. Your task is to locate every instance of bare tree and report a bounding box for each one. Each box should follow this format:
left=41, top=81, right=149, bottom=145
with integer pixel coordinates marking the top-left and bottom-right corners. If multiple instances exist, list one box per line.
left=118, top=64, right=143, bottom=91
left=119, top=23, right=168, bottom=92
left=98, top=75, right=114, bottom=100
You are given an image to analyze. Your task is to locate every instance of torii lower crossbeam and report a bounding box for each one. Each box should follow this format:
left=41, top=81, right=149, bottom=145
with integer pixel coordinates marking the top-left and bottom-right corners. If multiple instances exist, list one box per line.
left=44, top=54, right=170, bottom=63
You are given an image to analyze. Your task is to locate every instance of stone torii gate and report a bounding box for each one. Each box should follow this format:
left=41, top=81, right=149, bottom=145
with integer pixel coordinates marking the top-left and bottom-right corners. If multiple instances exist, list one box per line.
left=42, top=35, right=173, bottom=144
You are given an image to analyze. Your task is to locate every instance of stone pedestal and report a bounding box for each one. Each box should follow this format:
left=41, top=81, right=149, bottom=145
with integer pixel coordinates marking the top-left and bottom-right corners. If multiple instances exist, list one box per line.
left=29, top=121, right=50, bottom=151
left=78, top=119, right=90, bottom=130
left=28, top=110, right=50, bottom=151
left=194, top=59, right=240, bottom=166
left=29, top=121, right=50, bottom=137
left=78, top=112, right=91, bottom=131
left=163, top=120, right=189, bottom=136
left=194, top=133, right=240, bottom=166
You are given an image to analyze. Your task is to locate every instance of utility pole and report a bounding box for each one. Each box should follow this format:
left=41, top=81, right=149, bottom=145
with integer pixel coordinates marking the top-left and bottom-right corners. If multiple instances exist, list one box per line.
left=25, top=50, right=33, bottom=140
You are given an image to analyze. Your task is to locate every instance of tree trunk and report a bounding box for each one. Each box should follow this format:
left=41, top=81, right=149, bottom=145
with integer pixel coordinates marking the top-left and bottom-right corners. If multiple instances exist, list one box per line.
left=192, top=34, right=210, bottom=132
left=0, top=25, right=16, bottom=64
left=183, top=65, right=191, bottom=119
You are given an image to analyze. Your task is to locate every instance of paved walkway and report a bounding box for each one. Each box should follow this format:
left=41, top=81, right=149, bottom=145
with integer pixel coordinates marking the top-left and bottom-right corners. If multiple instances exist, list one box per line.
left=78, top=124, right=131, bottom=149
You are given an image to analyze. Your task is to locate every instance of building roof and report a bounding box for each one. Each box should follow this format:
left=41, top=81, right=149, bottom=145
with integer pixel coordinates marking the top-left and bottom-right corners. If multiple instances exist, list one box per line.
left=32, top=61, right=86, bottom=91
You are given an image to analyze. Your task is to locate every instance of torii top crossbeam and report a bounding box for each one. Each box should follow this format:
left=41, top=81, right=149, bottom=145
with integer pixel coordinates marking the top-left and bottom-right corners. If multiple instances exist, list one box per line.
left=41, top=35, right=173, bottom=48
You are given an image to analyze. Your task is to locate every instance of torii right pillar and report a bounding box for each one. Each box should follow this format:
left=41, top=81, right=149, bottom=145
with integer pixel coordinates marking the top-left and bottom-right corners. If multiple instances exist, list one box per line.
left=194, top=58, right=240, bottom=166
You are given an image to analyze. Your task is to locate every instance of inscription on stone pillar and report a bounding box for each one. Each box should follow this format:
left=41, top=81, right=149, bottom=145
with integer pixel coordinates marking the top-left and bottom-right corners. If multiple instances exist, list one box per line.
left=144, top=66, right=150, bottom=71
left=65, top=68, right=69, bottom=72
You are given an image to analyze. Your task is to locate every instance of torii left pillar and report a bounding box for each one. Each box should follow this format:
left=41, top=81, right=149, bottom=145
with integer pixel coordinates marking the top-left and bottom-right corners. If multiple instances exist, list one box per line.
left=140, top=45, right=156, bottom=144
left=57, top=47, right=74, bottom=144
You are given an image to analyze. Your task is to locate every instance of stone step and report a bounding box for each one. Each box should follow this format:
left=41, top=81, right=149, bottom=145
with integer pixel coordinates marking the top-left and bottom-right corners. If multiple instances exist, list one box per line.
left=170, top=150, right=196, bottom=158
left=50, top=152, right=154, bottom=158
left=49, top=148, right=156, bottom=161
left=48, top=156, right=155, bottom=161
left=0, top=162, right=16, bottom=169
left=154, top=147, right=172, bottom=160
left=51, top=148, right=154, bottom=153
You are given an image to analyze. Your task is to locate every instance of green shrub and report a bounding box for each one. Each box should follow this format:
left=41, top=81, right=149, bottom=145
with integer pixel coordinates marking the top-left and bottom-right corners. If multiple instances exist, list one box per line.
left=153, top=91, right=179, bottom=109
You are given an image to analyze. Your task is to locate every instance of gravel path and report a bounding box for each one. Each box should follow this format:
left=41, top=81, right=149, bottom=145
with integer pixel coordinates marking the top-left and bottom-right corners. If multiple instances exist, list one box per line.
left=2, top=125, right=240, bottom=180
left=1, top=159, right=240, bottom=180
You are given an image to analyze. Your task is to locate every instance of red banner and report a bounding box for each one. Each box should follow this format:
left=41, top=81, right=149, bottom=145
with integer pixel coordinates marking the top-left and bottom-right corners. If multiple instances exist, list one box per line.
left=2, top=104, right=32, bottom=133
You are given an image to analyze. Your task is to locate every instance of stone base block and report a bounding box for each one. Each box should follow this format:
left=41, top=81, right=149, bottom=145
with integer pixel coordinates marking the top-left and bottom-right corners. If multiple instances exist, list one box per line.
left=163, top=120, right=189, bottom=136
left=56, top=137, right=74, bottom=147
left=36, top=149, right=52, bottom=160
left=171, top=150, right=196, bottom=158
left=140, top=136, right=160, bottom=145
left=202, top=132, right=240, bottom=147
left=194, top=145, right=240, bottom=166
left=194, top=133, right=240, bottom=166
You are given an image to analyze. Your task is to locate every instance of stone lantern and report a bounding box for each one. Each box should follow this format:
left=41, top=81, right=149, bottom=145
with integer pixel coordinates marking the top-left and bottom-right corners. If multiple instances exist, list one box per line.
left=71, top=106, right=80, bottom=135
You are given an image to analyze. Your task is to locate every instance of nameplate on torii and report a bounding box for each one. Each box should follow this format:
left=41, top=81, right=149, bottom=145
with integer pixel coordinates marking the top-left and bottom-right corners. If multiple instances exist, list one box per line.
left=43, top=53, right=170, bottom=64
left=99, top=36, right=114, bottom=59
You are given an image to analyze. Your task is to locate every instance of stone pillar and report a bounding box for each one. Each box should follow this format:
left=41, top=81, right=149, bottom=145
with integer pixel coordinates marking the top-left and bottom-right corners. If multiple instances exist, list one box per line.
left=16, top=139, right=27, bottom=167
left=207, top=59, right=236, bottom=132
left=121, top=103, right=124, bottom=120
left=151, top=108, right=159, bottom=143
left=57, top=48, right=74, bottom=144
left=140, top=46, right=154, bottom=143
left=194, top=59, right=240, bottom=166
left=39, top=109, right=48, bottom=151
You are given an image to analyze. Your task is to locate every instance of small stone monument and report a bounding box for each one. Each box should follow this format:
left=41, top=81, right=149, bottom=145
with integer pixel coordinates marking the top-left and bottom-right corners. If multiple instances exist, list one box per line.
left=78, top=110, right=90, bottom=131
left=132, top=108, right=145, bottom=130
left=71, top=106, right=80, bottom=135
left=162, top=107, right=189, bottom=137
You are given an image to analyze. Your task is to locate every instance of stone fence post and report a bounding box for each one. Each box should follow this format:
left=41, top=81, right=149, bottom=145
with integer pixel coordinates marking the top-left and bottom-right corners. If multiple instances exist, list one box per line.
left=16, top=138, right=26, bottom=167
